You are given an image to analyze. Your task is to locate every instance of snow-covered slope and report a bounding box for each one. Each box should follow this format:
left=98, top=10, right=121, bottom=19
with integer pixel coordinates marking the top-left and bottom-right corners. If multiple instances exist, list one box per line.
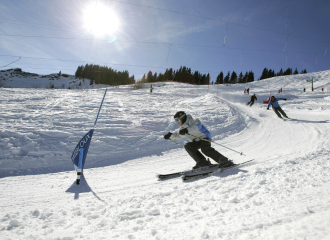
left=0, top=69, right=107, bottom=89
left=1, top=71, right=330, bottom=240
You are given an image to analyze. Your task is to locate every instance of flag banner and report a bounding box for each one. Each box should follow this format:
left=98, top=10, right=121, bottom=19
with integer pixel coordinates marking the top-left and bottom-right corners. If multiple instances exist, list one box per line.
left=71, top=88, right=107, bottom=184
left=71, top=129, right=94, bottom=171
left=263, top=97, right=270, bottom=104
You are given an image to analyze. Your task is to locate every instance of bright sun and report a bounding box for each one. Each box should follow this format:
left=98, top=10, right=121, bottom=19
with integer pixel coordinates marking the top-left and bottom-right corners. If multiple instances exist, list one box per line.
left=83, top=3, right=120, bottom=37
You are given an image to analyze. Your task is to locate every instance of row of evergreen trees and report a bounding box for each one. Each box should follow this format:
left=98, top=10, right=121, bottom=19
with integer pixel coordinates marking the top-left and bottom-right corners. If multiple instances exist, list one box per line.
left=139, top=67, right=307, bottom=84
left=75, top=64, right=307, bottom=86
left=75, top=64, right=135, bottom=85
left=215, top=71, right=255, bottom=84
left=139, top=67, right=214, bottom=85
left=259, top=68, right=307, bottom=80
left=139, top=67, right=255, bottom=85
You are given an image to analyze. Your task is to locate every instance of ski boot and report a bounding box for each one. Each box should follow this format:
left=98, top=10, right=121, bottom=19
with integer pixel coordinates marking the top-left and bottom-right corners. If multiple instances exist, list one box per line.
left=218, top=159, right=234, bottom=168
left=193, top=159, right=211, bottom=169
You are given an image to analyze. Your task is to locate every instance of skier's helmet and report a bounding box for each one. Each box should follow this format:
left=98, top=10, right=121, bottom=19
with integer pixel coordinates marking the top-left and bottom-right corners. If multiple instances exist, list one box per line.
left=271, top=96, right=275, bottom=100
left=174, top=111, right=187, bottom=124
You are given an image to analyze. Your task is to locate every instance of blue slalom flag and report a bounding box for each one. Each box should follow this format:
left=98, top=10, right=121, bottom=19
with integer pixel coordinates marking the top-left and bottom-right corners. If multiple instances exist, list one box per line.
left=71, top=129, right=94, bottom=172
left=71, top=88, right=107, bottom=184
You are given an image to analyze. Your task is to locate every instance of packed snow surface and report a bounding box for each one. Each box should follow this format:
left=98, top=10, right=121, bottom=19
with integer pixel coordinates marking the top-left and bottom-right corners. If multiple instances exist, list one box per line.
left=1, top=70, right=330, bottom=240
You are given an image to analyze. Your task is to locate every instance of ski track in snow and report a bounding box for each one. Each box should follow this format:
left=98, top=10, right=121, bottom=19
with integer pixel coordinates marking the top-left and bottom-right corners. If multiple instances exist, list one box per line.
left=1, top=70, right=330, bottom=239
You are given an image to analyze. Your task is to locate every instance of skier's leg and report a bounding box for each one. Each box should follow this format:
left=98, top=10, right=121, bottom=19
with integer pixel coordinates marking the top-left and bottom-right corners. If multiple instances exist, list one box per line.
left=184, top=141, right=206, bottom=163
left=200, top=140, right=228, bottom=164
left=250, top=101, right=254, bottom=106
left=273, top=108, right=282, bottom=118
left=278, top=106, right=288, bottom=118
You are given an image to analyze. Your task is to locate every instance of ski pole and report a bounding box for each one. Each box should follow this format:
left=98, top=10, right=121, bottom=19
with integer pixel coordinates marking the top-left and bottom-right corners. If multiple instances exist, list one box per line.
left=188, top=134, right=245, bottom=156
left=171, top=139, right=184, bottom=147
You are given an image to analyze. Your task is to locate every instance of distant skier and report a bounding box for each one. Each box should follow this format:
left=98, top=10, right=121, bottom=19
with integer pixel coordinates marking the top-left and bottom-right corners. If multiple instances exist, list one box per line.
left=267, top=96, right=289, bottom=119
left=246, top=94, right=257, bottom=107
left=163, top=111, right=232, bottom=169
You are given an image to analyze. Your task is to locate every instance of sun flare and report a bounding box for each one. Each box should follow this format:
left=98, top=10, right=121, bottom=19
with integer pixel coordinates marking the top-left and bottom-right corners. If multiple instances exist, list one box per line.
left=83, top=3, right=120, bottom=37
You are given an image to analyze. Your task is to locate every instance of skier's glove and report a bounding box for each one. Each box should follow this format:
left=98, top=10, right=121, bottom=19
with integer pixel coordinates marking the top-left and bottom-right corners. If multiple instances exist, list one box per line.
left=283, top=98, right=287, bottom=101
left=164, top=132, right=172, bottom=140
left=267, top=107, right=269, bottom=110
left=179, top=128, right=188, bottom=135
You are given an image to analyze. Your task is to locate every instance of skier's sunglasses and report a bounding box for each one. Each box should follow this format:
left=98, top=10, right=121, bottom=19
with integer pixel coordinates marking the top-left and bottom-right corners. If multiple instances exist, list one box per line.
left=174, top=114, right=186, bottom=122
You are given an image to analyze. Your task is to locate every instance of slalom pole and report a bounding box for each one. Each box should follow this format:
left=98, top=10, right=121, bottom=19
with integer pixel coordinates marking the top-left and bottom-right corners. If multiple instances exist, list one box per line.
left=187, top=134, right=245, bottom=156
left=71, top=88, right=108, bottom=185
left=94, top=88, right=107, bottom=128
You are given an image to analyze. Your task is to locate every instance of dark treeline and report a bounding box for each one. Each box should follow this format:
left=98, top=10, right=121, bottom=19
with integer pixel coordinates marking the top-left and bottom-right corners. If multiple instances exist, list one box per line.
left=75, top=64, right=308, bottom=86
left=141, top=66, right=307, bottom=84
left=215, top=71, right=255, bottom=84
left=139, top=67, right=211, bottom=85
left=75, top=64, right=135, bottom=85
left=139, top=66, right=255, bottom=85
left=259, top=67, right=307, bottom=80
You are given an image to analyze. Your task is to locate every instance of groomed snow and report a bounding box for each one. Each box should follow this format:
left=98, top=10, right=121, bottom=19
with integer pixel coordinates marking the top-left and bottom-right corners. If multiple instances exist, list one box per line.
left=1, top=70, right=330, bottom=240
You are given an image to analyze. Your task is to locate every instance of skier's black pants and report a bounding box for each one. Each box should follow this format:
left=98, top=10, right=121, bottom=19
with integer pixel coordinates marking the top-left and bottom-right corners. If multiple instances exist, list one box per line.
left=273, top=106, right=288, bottom=118
left=247, top=100, right=255, bottom=106
left=184, top=140, right=227, bottom=163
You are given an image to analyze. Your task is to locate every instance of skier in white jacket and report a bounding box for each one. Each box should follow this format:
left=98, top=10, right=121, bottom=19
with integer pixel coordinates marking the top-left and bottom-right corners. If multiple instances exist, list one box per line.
left=164, top=111, right=232, bottom=169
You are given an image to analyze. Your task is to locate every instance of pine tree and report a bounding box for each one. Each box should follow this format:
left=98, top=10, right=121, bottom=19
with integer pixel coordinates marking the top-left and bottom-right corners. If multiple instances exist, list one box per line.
left=230, top=71, right=237, bottom=84
left=194, top=71, right=201, bottom=85
left=277, top=68, right=284, bottom=76
left=147, top=71, right=153, bottom=82
left=140, top=74, right=146, bottom=83
left=260, top=68, right=268, bottom=80
left=157, top=73, right=164, bottom=82
left=164, top=68, right=173, bottom=80
left=75, top=65, right=84, bottom=79
left=268, top=69, right=275, bottom=78
left=216, top=71, right=224, bottom=84
left=284, top=68, right=292, bottom=75
left=153, top=72, right=158, bottom=82
left=238, top=72, right=243, bottom=83
left=224, top=71, right=230, bottom=84
left=248, top=71, right=254, bottom=82
left=243, top=72, right=249, bottom=83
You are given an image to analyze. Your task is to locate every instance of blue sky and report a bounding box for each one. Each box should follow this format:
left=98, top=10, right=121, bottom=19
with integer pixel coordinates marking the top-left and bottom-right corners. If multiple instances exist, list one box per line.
left=0, top=0, right=329, bottom=82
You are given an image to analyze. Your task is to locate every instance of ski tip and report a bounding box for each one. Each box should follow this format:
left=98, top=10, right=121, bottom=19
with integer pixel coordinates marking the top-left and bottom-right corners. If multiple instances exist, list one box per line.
left=156, top=174, right=165, bottom=180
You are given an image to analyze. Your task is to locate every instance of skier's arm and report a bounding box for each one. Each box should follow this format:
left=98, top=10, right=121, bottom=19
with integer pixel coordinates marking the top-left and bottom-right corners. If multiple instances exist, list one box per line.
left=267, top=101, right=272, bottom=108
left=170, top=131, right=185, bottom=140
